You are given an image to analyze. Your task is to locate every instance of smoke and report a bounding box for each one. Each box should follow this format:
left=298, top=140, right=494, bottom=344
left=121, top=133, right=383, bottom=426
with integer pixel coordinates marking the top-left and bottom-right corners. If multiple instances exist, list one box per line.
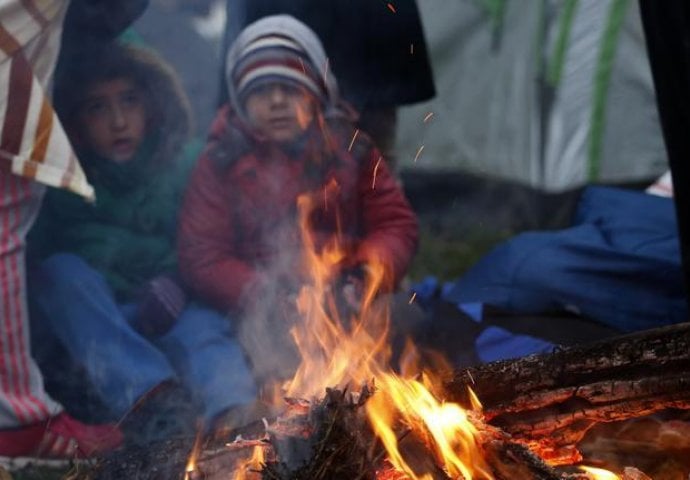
left=235, top=215, right=305, bottom=391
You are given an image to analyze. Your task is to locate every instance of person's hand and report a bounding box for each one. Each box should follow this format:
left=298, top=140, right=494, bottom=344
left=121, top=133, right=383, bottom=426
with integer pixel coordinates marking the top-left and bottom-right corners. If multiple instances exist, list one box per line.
left=277, top=292, right=301, bottom=324
left=134, top=274, right=187, bottom=337
left=338, top=265, right=367, bottom=315
left=341, top=279, right=363, bottom=313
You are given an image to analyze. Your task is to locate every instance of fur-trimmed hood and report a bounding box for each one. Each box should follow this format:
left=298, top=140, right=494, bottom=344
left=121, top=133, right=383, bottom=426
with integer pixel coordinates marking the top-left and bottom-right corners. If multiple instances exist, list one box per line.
left=53, top=41, right=192, bottom=169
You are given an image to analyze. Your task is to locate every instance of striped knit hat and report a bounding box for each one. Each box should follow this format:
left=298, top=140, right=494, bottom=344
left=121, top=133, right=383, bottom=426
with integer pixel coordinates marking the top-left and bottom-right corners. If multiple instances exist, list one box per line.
left=231, top=34, right=327, bottom=104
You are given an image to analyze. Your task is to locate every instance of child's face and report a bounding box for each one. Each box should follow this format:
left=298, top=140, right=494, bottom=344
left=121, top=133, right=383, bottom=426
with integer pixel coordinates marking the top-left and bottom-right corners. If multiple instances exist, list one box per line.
left=78, top=78, right=147, bottom=164
left=243, top=82, right=316, bottom=143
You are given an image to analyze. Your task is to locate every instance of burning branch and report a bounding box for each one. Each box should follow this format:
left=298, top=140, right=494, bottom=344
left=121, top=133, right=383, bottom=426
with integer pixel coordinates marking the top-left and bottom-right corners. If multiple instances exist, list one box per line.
left=444, top=323, right=690, bottom=464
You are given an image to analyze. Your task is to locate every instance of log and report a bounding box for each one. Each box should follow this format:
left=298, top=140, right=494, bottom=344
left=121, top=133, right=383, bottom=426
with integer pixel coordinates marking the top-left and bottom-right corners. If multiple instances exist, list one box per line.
left=191, top=392, right=588, bottom=480
left=443, top=323, right=690, bottom=463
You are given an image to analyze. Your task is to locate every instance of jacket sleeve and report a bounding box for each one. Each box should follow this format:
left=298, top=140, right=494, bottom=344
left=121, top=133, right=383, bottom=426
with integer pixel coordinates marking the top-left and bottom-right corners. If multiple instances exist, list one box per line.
left=177, top=147, right=263, bottom=313
left=353, top=147, right=419, bottom=288
left=62, top=0, right=149, bottom=46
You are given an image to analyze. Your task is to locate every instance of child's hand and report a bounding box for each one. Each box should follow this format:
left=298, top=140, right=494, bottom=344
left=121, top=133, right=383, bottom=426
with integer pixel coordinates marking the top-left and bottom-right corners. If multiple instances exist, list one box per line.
left=277, top=292, right=301, bottom=324
left=341, top=279, right=363, bottom=313
left=134, top=274, right=187, bottom=337
left=338, top=266, right=366, bottom=314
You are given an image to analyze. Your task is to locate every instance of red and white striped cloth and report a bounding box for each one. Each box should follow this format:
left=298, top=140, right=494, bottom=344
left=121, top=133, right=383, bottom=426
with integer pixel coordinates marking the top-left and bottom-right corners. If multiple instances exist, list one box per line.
left=0, top=0, right=93, bottom=199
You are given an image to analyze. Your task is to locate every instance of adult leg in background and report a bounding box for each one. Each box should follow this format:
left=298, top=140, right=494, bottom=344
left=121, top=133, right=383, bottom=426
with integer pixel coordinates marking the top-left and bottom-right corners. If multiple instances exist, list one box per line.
left=0, top=173, right=122, bottom=458
left=0, top=174, right=60, bottom=428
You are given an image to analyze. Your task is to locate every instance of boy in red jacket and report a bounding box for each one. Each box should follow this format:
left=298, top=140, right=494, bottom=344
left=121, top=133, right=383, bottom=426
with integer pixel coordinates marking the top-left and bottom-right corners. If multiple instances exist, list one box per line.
left=178, top=15, right=418, bottom=384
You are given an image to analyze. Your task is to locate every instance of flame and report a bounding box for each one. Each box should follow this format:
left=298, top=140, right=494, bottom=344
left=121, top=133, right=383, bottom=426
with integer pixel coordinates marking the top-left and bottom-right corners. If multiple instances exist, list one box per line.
left=281, top=190, right=391, bottom=399
left=234, top=445, right=266, bottom=480
left=249, top=188, right=496, bottom=478
left=366, top=374, right=493, bottom=480
left=580, top=466, right=621, bottom=480
left=183, top=457, right=196, bottom=480
left=467, top=387, right=482, bottom=412
left=183, top=430, right=203, bottom=480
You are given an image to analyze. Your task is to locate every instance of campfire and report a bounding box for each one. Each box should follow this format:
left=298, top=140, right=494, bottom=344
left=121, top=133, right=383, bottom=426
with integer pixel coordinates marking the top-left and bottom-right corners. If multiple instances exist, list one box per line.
left=92, top=187, right=690, bottom=480
left=226, top=190, right=499, bottom=479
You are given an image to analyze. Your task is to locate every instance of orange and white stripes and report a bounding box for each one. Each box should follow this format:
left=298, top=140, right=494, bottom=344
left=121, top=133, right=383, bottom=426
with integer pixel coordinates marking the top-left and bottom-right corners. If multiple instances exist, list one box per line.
left=0, top=0, right=93, bottom=200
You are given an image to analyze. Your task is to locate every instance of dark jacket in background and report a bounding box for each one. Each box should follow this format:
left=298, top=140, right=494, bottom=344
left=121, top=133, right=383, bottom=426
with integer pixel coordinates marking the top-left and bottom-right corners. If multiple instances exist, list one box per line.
left=58, top=0, right=149, bottom=68
left=639, top=0, right=690, bottom=298
left=220, top=0, right=436, bottom=111
left=132, top=4, right=220, bottom=135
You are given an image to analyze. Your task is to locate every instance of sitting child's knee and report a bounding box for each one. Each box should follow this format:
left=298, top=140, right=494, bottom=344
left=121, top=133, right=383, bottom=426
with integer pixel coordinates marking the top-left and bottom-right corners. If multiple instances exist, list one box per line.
left=40, top=253, right=96, bottom=283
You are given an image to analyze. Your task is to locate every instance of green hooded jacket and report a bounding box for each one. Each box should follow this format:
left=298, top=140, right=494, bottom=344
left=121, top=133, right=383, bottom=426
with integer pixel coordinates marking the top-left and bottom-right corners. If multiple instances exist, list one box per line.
left=29, top=42, right=200, bottom=301
left=29, top=137, right=201, bottom=301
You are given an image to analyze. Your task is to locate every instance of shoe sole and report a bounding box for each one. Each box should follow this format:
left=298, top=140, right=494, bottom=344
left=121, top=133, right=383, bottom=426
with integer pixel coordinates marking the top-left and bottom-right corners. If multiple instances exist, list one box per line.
left=0, top=455, right=84, bottom=470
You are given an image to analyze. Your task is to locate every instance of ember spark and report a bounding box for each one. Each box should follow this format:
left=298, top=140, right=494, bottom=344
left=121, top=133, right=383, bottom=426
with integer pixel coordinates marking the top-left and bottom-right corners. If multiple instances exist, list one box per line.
left=372, top=156, right=382, bottom=189
left=348, top=128, right=360, bottom=152
left=413, top=145, right=425, bottom=163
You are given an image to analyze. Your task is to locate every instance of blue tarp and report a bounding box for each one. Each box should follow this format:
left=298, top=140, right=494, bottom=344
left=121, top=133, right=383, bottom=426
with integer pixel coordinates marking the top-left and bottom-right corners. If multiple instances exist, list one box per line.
left=414, top=186, right=686, bottom=363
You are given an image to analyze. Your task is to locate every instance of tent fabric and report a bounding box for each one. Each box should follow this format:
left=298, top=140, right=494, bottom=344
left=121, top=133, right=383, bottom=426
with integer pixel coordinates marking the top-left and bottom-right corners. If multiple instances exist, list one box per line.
left=443, top=186, right=686, bottom=332
left=395, top=0, right=667, bottom=191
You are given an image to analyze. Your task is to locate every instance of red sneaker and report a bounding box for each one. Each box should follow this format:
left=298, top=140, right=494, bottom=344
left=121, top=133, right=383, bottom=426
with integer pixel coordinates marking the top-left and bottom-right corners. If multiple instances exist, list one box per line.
left=0, top=412, right=123, bottom=459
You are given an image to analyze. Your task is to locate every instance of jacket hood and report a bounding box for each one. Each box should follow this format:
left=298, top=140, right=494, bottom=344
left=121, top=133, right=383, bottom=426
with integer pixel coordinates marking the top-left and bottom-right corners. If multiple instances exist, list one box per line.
left=54, top=42, right=193, bottom=169
left=224, top=15, right=341, bottom=121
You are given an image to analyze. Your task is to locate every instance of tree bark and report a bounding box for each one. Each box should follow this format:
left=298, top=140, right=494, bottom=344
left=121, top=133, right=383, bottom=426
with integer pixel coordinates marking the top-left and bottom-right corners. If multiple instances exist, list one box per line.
left=443, top=323, right=690, bottom=463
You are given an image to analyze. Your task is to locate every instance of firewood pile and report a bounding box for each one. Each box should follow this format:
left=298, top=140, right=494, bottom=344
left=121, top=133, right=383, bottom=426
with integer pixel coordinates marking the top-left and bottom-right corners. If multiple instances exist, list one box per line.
left=444, top=323, right=690, bottom=465
left=76, top=323, right=690, bottom=480
left=186, top=386, right=583, bottom=480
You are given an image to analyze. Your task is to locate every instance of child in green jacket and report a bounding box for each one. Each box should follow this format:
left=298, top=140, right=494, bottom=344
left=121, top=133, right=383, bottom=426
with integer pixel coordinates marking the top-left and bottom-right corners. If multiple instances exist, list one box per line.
left=28, top=42, right=256, bottom=445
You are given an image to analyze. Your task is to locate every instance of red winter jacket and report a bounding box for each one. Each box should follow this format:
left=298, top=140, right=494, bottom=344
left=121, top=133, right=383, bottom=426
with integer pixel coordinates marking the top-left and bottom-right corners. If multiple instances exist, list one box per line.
left=178, top=106, right=418, bottom=313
